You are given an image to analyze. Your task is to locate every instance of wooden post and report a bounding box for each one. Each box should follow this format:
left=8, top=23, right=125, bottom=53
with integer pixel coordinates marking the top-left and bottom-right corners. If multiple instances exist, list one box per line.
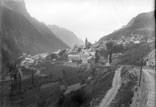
left=37, top=84, right=41, bottom=106
left=139, top=58, right=143, bottom=86
left=32, top=70, right=34, bottom=86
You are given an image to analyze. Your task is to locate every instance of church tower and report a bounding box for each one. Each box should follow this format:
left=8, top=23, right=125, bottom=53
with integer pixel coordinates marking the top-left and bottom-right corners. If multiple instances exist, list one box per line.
left=85, top=37, right=88, bottom=47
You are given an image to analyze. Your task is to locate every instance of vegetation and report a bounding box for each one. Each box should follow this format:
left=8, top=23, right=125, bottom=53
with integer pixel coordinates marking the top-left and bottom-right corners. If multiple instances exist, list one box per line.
left=66, top=66, right=117, bottom=107
left=1, top=2, right=154, bottom=107
left=105, top=41, right=114, bottom=64
left=108, top=67, right=139, bottom=107
left=99, top=41, right=124, bottom=64
left=114, top=42, right=154, bottom=66
left=95, top=50, right=100, bottom=63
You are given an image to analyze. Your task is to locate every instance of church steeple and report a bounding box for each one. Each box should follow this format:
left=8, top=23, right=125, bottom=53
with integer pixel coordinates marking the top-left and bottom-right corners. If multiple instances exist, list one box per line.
left=85, top=37, right=88, bottom=46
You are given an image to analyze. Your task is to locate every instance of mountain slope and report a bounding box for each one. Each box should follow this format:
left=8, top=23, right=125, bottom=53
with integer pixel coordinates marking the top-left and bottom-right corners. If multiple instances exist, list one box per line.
left=48, top=25, right=84, bottom=47
left=113, top=41, right=155, bottom=65
left=144, top=49, right=155, bottom=67
left=2, top=6, right=68, bottom=54
left=98, top=11, right=155, bottom=43
left=97, top=11, right=155, bottom=66
left=0, top=0, right=69, bottom=79
left=1, top=0, right=27, bottom=15
left=1, top=0, right=69, bottom=58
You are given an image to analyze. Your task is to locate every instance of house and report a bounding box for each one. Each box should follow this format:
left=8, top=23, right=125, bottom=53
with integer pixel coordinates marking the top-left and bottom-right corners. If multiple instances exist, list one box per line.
left=133, top=40, right=140, bottom=44
left=68, top=54, right=81, bottom=61
left=87, top=56, right=95, bottom=65
left=20, top=58, right=34, bottom=68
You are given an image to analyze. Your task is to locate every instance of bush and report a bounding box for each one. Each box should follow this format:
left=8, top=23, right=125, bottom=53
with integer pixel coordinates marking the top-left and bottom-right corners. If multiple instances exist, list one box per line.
left=70, top=90, right=87, bottom=106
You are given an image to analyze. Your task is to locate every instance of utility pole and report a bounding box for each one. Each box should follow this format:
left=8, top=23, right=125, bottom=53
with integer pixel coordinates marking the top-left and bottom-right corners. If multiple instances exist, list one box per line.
left=37, top=84, right=41, bottom=106
left=139, top=58, right=143, bottom=86
left=32, top=70, right=34, bottom=86
left=132, top=52, right=133, bottom=65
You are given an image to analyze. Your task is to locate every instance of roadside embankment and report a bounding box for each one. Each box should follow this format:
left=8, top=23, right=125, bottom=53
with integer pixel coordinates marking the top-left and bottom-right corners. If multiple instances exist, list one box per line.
left=59, top=65, right=118, bottom=107
left=108, top=66, right=139, bottom=107
left=142, top=69, right=155, bottom=107
left=131, top=68, right=155, bottom=107
left=130, top=69, right=148, bottom=107
left=98, top=67, right=122, bottom=107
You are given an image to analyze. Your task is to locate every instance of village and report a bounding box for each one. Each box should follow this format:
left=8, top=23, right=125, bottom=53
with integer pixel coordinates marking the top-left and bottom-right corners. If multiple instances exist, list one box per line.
left=1, top=0, right=155, bottom=106
left=0, top=35, right=155, bottom=107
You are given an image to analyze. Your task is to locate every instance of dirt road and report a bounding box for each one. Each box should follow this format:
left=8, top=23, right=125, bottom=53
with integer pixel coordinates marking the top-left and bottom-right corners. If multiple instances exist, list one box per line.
left=99, top=67, right=122, bottom=107
left=143, top=68, right=155, bottom=107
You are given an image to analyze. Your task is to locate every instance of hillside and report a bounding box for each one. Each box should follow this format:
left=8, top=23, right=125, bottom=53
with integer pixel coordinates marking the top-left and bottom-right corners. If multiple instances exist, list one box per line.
left=48, top=25, right=84, bottom=47
left=98, top=11, right=155, bottom=43
left=0, top=0, right=69, bottom=79
left=144, top=49, right=155, bottom=68
left=1, top=0, right=69, bottom=60
left=1, top=0, right=28, bottom=15
left=1, top=6, right=68, bottom=55
left=112, top=41, right=155, bottom=66
left=97, top=11, right=155, bottom=66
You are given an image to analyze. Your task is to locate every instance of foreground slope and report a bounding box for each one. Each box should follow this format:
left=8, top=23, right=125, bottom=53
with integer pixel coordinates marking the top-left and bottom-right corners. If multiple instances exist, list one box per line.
left=143, top=68, right=155, bottom=107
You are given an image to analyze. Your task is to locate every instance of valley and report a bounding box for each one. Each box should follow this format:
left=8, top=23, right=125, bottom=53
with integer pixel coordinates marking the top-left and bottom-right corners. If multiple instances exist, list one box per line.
left=0, top=0, right=155, bottom=107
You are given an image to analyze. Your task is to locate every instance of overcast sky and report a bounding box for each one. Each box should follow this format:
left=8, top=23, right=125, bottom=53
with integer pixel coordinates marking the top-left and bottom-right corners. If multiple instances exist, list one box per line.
left=25, top=0, right=154, bottom=43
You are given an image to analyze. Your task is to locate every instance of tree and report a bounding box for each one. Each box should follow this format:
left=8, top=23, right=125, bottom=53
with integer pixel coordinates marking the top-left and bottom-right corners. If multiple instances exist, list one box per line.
left=50, top=53, right=57, bottom=59
left=73, top=44, right=78, bottom=51
left=9, top=62, right=19, bottom=95
left=105, top=41, right=124, bottom=64
left=95, top=50, right=100, bottom=63
left=31, top=69, right=35, bottom=86
left=113, top=44, right=124, bottom=53
left=99, top=48, right=109, bottom=58
left=105, top=41, right=114, bottom=64
left=76, top=47, right=82, bottom=53
left=58, top=49, right=66, bottom=57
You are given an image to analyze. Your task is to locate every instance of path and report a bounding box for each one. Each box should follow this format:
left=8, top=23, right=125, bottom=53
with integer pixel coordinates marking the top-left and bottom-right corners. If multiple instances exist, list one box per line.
left=143, top=68, right=155, bottom=107
left=99, top=67, right=122, bottom=107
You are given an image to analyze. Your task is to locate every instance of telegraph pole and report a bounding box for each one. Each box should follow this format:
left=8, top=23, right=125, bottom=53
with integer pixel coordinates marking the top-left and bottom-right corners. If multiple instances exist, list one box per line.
left=37, top=84, right=41, bottom=106
left=139, top=58, right=143, bottom=86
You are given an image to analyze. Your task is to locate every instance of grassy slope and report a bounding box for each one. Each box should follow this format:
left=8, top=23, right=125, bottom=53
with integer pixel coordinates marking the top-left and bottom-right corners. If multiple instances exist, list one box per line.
left=130, top=71, right=148, bottom=107
left=108, top=67, right=139, bottom=107
left=60, top=65, right=117, bottom=107
left=113, top=41, right=155, bottom=66
left=1, top=59, right=89, bottom=106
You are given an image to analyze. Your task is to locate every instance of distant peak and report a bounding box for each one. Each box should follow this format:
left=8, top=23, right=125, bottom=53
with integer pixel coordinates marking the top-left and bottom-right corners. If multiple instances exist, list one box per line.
left=1, top=0, right=27, bottom=15
left=3, top=0, right=24, bottom=1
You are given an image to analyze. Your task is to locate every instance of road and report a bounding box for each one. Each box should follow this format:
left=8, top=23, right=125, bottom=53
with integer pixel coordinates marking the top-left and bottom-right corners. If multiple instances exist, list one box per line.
left=99, top=67, right=122, bottom=107
left=143, top=68, right=155, bottom=107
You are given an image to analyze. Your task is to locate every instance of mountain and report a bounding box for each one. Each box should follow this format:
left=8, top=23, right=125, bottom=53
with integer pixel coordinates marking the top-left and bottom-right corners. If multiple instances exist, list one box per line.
left=1, top=0, right=28, bottom=15
left=98, top=11, right=155, bottom=43
left=1, top=0, right=69, bottom=61
left=0, top=0, right=69, bottom=79
left=48, top=25, right=84, bottom=47
left=97, top=11, right=155, bottom=66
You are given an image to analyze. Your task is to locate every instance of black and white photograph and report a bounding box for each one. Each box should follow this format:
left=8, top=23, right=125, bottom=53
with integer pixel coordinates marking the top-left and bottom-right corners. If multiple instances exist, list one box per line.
left=0, top=0, right=155, bottom=107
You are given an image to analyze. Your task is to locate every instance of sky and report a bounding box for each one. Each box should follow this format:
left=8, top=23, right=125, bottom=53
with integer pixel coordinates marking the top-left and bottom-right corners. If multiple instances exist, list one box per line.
left=24, top=0, right=154, bottom=43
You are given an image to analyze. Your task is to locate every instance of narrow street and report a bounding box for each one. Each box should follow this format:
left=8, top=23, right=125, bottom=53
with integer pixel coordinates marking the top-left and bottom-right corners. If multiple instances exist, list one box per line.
left=143, top=68, right=155, bottom=107
left=99, top=67, right=122, bottom=107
